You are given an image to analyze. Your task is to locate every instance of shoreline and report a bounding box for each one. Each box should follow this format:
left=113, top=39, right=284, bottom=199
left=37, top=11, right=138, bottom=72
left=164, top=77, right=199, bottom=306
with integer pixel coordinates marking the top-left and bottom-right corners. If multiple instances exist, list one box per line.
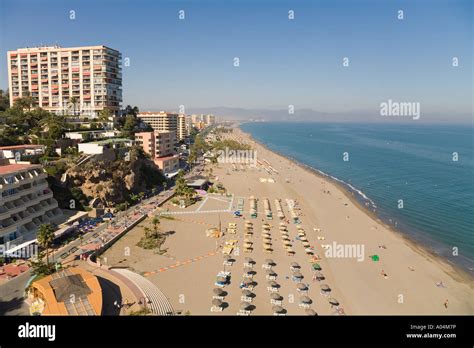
left=236, top=124, right=474, bottom=285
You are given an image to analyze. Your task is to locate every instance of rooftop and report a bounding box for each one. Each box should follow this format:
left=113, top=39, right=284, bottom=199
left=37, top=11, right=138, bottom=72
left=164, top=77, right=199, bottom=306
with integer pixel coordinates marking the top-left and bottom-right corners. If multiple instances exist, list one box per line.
left=88, top=138, right=131, bottom=146
left=0, top=163, right=36, bottom=175
left=0, top=145, right=44, bottom=151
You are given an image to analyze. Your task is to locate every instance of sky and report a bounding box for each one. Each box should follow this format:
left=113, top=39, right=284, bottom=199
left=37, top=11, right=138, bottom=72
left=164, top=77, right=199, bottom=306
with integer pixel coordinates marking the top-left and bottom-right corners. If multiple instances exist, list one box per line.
left=0, top=0, right=472, bottom=121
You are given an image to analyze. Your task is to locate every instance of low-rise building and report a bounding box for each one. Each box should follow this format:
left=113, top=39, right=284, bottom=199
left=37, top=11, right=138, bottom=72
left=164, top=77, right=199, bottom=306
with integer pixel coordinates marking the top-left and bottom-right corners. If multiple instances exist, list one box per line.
left=135, top=131, right=179, bottom=175
left=28, top=267, right=102, bottom=315
left=78, top=138, right=132, bottom=155
left=0, top=145, right=45, bottom=160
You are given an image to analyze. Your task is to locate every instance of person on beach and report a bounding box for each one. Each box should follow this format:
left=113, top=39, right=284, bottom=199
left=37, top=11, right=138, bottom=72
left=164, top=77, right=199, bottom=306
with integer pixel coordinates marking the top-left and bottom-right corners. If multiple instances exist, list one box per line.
left=444, top=299, right=449, bottom=309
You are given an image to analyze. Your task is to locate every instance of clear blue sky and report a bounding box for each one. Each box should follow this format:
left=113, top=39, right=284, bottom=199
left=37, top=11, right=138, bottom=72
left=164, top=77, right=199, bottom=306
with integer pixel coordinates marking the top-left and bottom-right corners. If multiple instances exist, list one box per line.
left=0, top=0, right=472, bottom=119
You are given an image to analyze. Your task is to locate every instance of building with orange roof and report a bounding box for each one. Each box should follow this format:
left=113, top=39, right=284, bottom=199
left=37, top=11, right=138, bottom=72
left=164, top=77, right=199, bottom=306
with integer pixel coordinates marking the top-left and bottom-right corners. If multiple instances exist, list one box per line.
left=28, top=267, right=103, bottom=315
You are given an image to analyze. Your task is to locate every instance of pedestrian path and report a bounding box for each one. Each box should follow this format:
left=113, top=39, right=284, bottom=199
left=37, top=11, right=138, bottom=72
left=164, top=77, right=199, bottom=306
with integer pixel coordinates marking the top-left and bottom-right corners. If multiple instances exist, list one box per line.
left=113, top=268, right=174, bottom=315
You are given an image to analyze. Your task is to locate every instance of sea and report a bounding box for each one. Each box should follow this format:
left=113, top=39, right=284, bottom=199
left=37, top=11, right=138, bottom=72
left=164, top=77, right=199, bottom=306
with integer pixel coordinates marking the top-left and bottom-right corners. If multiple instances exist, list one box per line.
left=241, top=122, right=474, bottom=274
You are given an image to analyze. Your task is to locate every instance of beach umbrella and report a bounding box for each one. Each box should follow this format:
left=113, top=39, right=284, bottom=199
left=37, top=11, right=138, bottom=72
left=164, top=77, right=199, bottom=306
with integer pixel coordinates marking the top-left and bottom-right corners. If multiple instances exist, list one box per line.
left=240, top=302, right=251, bottom=310
left=244, top=279, right=253, bottom=286
left=244, top=267, right=253, bottom=274
left=370, top=255, right=380, bottom=262
left=265, top=259, right=275, bottom=265
left=320, top=284, right=331, bottom=291
left=284, top=241, right=292, bottom=246
left=217, top=276, right=227, bottom=283
left=328, top=298, right=339, bottom=306
left=224, top=255, right=232, bottom=261
left=300, top=296, right=312, bottom=304
left=290, top=262, right=300, bottom=268
left=245, top=257, right=254, bottom=263
left=262, top=236, right=272, bottom=240
left=212, top=299, right=223, bottom=306
left=244, top=242, right=253, bottom=248
left=312, top=263, right=322, bottom=271
left=242, top=289, right=253, bottom=296
left=300, top=236, right=308, bottom=241
left=270, top=293, right=283, bottom=300
left=296, top=283, right=308, bottom=290
left=279, top=222, right=286, bottom=226
left=213, top=288, right=225, bottom=295
left=272, top=305, right=284, bottom=314
left=266, top=269, right=277, bottom=276
left=279, top=226, right=287, bottom=231
left=292, top=271, right=303, bottom=278
left=315, top=272, right=325, bottom=280
left=268, top=281, right=279, bottom=288
left=305, top=309, right=318, bottom=316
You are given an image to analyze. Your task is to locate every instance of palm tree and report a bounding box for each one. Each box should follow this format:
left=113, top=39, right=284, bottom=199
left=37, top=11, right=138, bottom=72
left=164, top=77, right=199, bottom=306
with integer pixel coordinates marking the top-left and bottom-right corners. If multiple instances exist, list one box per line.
left=97, top=108, right=113, bottom=130
left=69, top=97, right=79, bottom=116
left=37, top=224, right=55, bottom=266
left=151, top=216, right=160, bottom=234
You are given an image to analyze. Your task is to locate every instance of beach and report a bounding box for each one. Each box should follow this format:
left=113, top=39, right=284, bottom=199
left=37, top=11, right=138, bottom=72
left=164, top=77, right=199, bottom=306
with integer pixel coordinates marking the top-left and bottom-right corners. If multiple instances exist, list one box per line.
left=102, top=126, right=474, bottom=315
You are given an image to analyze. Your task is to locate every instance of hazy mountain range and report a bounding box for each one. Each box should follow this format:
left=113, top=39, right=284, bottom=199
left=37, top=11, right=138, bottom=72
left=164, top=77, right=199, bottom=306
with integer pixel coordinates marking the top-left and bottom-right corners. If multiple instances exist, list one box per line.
left=184, top=107, right=471, bottom=124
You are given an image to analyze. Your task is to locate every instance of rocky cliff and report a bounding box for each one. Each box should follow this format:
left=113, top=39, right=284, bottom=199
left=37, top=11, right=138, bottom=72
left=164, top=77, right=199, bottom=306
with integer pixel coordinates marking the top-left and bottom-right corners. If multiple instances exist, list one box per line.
left=64, top=146, right=165, bottom=207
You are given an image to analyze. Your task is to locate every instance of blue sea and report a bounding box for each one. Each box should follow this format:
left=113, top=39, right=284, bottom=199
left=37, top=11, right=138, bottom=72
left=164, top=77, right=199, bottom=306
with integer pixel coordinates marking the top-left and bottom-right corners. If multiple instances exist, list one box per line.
left=241, top=122, right=474, bottom=273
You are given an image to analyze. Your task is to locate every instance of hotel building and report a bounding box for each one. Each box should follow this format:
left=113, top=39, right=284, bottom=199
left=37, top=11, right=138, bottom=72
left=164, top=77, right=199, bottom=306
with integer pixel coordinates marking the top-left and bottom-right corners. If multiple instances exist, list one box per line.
left=138, top=111, right=179, bottom=139
left=7, top=45, right=122, bottom=118
left=0, top=159, right=62, bottom=247
left=135, top=131, right=179, bottom=175
left=178, top=114, right=187, bottom=141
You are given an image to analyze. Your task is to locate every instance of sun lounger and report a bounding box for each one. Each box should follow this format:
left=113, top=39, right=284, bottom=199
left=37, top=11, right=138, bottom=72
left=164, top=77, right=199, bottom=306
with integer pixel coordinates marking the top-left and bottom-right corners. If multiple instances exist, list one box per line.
left=213, top=295, right=225, bottom=300
left=210, top=306, right=223, bottom=312
left=273, top=312, right=286, bottom=316
left=266, top=274, right=277, bottom=281
left=270, top=299, right=282, bottom=305
left=299, top=303, right=311, bottom=309
left=267, top=287, right=278, bottom=293
left=241, top=296, right=252, bottom=302
left=237, top=310, right=250, bottom=316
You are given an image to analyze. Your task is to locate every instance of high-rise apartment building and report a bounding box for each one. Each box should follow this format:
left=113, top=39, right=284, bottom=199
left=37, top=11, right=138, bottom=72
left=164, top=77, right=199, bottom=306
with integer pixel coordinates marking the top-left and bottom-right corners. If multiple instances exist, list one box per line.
left=178, top=114, right=187, bottom=141
left=7, top=45, right=122, bottom=117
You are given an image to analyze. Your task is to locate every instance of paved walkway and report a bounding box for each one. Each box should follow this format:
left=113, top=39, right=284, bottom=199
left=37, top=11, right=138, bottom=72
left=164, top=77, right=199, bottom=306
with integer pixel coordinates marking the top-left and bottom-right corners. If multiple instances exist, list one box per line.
left=113, top=268, right=174, bottom=315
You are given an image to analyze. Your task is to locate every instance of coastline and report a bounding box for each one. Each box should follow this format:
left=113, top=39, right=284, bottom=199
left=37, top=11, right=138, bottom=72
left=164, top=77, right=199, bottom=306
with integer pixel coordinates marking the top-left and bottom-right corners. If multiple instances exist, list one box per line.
left=236, top=124, right=474, bottom=285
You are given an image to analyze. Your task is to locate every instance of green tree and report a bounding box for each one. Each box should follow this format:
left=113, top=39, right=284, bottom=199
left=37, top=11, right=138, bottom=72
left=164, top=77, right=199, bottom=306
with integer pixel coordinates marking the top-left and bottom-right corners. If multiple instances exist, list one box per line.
left=151, top=216, right=160, bottom=234
left=69, top=97, right=79, bottom=116
left=37, top=224, right=55, bottom=266
left=0, top=89, right=10, bottom=111
left=97, top=108, right=113, bottom=130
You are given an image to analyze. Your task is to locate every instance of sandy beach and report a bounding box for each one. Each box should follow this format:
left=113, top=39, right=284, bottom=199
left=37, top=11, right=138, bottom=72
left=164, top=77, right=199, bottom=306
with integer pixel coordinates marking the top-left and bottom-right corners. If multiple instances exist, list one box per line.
left=102, top=126, right=474, bottom=315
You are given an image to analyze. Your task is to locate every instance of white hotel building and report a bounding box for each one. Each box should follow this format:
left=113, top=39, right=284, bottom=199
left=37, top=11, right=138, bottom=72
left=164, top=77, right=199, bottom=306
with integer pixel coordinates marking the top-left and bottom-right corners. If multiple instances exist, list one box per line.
left=0, top=160, right=62, bottom=247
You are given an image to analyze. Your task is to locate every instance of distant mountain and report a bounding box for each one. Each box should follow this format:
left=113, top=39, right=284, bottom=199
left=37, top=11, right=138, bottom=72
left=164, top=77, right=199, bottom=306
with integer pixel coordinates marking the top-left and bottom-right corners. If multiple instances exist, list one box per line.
left=185, top=107, right=470, bottom=124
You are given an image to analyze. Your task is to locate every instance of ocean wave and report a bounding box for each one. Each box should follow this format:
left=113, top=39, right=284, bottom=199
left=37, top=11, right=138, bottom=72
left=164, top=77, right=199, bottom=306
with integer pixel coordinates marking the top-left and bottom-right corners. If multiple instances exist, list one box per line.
left=296, top=160, right=378, bottom=208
